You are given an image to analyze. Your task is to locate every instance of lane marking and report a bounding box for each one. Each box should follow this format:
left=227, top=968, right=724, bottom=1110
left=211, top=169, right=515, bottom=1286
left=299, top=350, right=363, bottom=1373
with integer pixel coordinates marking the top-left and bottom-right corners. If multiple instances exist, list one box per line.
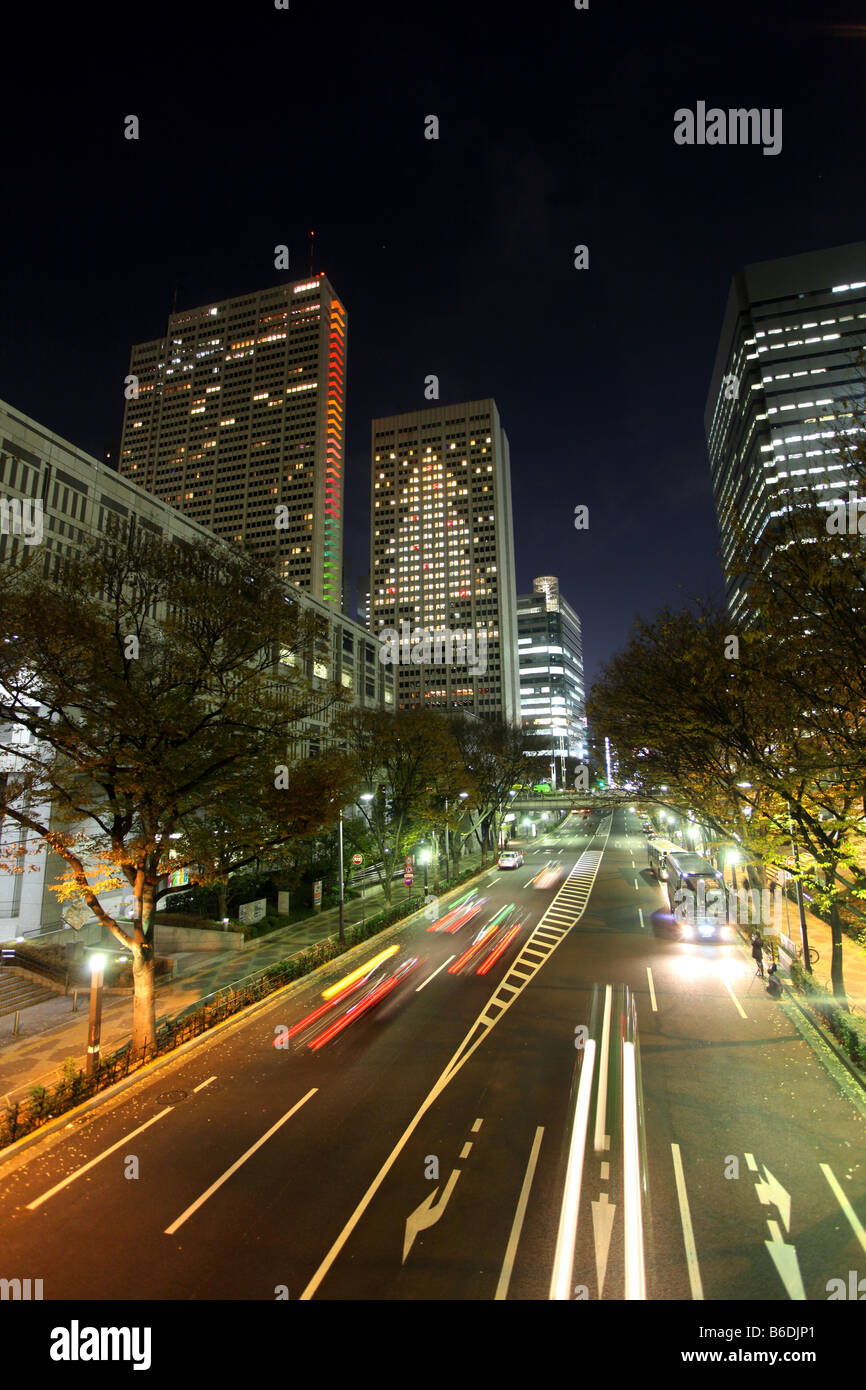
left=721, top=977, right=747, bottom=1019
left=638, top=908, right=645, bottom=932
left=593, top=984, right=613, bottom=1153
left=745, top=1152, right=758, bottom=1172
left=471, top=1117, right=483, bottom=1132
left=415, top=955, right=457, bottom=991
left=193, top=1076, right=216, bottom=1093
left=495, top=1126, right=544, bottom=1300
left=671, top=1143, right=704, bottom=1300
left=622, top=1040, right=646, bottom=1299
left=27, top=1108, right=175, bottom=1210
left=820, top=1163, right=866, bottom=1254
left=460, top=1141, right=472, bottom=1159
left=164, top=1089, right=317, bottom=1234
left=550, top=1040, right=597, bottom=1299
left=646, top=967, right=658, bottom=1012
left=633, top=879, right=639, bottom=890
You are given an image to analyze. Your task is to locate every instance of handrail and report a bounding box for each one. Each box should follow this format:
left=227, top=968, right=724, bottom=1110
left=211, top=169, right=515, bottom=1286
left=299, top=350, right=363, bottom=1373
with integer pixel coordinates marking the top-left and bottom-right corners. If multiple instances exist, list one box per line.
left=0, top=947, right=69, bottom=991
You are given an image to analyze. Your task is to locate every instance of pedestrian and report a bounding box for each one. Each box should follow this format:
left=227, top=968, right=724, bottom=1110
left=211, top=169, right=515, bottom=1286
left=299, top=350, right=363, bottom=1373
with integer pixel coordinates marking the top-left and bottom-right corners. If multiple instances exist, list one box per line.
left=750, top=929, right=764, bottom=978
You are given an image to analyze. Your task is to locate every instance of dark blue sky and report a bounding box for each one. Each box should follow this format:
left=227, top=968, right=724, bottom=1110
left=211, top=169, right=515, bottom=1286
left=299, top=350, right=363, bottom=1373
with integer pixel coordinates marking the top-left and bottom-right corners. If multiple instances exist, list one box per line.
left=2, top=0, right=864, bottom=688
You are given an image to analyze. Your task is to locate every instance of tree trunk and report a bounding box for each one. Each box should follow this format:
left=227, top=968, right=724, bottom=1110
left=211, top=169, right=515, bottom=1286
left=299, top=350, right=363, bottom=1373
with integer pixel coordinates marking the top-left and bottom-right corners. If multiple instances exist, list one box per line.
left=218, top=880, right=228, bottom=921
left=828, top=899, right=848, bottom=1008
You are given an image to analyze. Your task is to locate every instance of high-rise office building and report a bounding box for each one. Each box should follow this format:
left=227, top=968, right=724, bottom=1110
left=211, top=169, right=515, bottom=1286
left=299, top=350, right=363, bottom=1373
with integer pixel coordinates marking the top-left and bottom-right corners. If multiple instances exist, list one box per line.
left=370, top=399, right=520, bottom=720
left=516, top=576, right=586, bottom=784
left=119, top=275, right=346, bottom=606
left=705, top=240, right=866, bottom=620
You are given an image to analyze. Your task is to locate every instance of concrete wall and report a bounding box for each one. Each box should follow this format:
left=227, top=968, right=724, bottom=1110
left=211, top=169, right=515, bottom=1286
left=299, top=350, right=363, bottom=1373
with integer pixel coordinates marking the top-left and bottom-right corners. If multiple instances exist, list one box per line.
left=153, top=923, right=245, bottom=953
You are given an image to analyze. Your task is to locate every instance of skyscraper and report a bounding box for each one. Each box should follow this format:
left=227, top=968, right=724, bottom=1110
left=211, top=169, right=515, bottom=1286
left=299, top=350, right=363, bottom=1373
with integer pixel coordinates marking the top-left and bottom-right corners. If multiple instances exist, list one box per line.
left=370, top=399, right=520, bottom=720
left=516, top=576, right=586, bottom=785
left=705, top=240, right=866, bottom=621
left=119, top=275, right=346, bottom=606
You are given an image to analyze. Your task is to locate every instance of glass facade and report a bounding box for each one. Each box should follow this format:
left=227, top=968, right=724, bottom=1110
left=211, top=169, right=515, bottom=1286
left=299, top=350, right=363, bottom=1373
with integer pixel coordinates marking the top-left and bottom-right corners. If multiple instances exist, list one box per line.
left=516, top=576, right=586, bottom=783
left=705, top=241, right=866, bottom=622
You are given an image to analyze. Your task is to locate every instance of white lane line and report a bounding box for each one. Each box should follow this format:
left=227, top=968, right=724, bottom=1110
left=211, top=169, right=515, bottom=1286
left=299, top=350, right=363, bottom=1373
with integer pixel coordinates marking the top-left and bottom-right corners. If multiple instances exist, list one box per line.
left=633, top=879, right=639, bottom=890
left=27, top=1108, right=175, bottom=1210
left=593, top=985, right=613, bottom=1153
left=622, top=1040, right=646, bottom=1299
left=415, top=955, right=457, bottom=991
left=638, top=908, right=645, bottom=932
left=164, top=1088, right=317, bottom=1235
left=550, top=1041, right=597, bottom=1299
left=193, top=1076, right=217, bottom=1093
left=646, top=967, right=658, bottom=1012
left=495, top=1126, right=544, bottom=1301
left=722, top=977, right=747, bottom=1019
left=820, top=1163, right=866, bottom=1254
left=671, top=1143, right=704, bottom=1300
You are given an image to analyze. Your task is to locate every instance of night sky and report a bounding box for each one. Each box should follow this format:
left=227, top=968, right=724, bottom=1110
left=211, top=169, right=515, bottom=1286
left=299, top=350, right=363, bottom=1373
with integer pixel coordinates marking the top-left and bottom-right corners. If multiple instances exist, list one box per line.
left=2, top=0, right=863, bottom=689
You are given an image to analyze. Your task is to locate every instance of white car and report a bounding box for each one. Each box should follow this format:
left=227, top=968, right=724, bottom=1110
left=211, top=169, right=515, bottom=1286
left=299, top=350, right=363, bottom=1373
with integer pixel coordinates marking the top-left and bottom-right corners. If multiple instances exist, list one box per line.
left=498, top=851, right=522, bottom=870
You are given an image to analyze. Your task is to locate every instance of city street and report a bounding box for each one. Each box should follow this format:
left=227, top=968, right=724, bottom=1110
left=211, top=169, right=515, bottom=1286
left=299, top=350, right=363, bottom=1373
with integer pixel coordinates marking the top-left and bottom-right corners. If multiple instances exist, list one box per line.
left=1, top=810, right=863, bottom=1302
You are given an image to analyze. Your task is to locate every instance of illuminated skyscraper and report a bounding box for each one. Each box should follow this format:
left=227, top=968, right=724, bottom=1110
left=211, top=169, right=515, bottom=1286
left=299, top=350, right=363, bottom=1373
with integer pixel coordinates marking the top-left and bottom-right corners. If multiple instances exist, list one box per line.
left=119, top=275, right=346, bottom=606
left=516, top=576, right=586, bottom=784
left=705, top=240, right=866, bottom=621
left=370, top=399, right=520, bottom=720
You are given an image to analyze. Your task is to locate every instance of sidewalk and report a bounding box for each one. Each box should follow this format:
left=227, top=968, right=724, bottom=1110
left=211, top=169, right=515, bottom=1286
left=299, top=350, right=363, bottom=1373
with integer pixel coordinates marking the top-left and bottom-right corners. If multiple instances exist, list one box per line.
left=723, top=872, right=866, bottom=1013
left=0, top=849, right=490, bottom=1104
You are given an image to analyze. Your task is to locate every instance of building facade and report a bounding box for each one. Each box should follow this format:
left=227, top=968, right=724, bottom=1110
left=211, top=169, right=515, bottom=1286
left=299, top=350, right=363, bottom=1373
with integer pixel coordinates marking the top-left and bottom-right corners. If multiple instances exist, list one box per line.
left=0, top=400, right=390, bottom=939
left=119, top=275, right=346, bottom=606
left=705, top=240, right=866, bottom=620
left=369, top=399, right=520, bottom=720
left=516, top=576, right=586, bottom=784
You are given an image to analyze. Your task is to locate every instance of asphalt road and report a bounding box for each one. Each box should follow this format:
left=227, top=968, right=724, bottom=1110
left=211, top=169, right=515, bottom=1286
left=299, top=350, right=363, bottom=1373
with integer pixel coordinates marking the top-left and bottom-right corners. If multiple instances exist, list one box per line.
left=1, top=810, right=864, bottom=1301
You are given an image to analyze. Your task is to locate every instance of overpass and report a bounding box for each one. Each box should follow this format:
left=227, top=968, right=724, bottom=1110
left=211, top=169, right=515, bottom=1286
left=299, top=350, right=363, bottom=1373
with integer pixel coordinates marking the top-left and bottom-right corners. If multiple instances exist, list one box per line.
left=507, top=790, right=644, bottom=813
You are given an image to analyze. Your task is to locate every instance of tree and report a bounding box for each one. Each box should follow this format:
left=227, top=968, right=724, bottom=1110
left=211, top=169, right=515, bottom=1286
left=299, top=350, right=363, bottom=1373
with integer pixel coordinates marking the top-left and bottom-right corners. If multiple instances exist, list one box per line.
left=338, top=708, right=461, bottom=902
left=446, top=717, right=543, bottom=867
left=0, top=526, right=341, bottom=1055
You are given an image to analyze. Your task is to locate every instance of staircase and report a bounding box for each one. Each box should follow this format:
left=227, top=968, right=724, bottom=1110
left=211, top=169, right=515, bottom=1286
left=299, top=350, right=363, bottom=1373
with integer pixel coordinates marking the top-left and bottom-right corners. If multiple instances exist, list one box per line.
left=0, top=973, right=58, bottom=1017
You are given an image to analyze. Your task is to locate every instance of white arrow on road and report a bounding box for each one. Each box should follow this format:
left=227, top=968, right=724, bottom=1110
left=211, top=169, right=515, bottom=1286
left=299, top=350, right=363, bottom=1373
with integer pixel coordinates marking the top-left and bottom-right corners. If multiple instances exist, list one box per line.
left=591, top=1191, right=616, bottom=1297
left=754, top=1164, right=792, bottom=1232
left=403, top=1169, right=461, bottom=1264
left=764, top=1220, right=806, bottom=1299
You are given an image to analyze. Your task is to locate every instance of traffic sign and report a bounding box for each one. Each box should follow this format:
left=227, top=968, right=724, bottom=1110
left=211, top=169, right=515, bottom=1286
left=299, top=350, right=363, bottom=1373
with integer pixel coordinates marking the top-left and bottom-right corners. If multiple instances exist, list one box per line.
left=352, top=853, right=363, bottom=866
left=404, top=874, right=413, bottom=886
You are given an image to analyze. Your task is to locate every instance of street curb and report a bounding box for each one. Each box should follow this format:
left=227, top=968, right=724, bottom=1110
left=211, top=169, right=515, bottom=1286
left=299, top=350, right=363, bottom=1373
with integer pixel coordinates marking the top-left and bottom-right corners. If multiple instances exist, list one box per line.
left=0, top=867, right=490, bottom=1169
left=735, top=925, right=866, bottom=1097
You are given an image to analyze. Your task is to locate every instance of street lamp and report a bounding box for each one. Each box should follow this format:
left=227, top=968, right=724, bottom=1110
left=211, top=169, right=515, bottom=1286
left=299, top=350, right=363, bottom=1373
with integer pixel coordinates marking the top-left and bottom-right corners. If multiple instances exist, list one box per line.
left=337, top=807, right=345, bottom=945
left=418, top=846, right=431, bottom=893
left=85, top=953, right=106, bottom=1077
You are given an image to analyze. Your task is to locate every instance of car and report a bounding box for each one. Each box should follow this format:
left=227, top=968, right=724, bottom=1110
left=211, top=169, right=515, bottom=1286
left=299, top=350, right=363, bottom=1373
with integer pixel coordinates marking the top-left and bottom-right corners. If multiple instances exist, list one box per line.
left=531, top=861, right=564, bottom=889
left=498, top=851, right=521, bottom=870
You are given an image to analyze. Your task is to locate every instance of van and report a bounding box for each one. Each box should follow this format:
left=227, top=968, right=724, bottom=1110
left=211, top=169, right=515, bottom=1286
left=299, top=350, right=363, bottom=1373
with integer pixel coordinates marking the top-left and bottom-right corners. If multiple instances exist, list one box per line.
left=647, top=838, right=683, bottom=881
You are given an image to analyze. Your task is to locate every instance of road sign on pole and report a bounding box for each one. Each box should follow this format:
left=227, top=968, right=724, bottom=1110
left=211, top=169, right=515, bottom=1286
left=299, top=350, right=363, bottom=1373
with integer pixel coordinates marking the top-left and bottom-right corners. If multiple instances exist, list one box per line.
left=352, top=853, right=363, bottom=866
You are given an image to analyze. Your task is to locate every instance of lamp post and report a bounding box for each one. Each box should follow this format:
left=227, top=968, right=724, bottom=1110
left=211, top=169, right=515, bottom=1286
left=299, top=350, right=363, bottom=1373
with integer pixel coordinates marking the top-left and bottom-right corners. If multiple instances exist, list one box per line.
left=337, top=808, right=345, bottom=945
left=418, top=846, right=430, bottom=894
left=85, top=953, right=106, bottom=1077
